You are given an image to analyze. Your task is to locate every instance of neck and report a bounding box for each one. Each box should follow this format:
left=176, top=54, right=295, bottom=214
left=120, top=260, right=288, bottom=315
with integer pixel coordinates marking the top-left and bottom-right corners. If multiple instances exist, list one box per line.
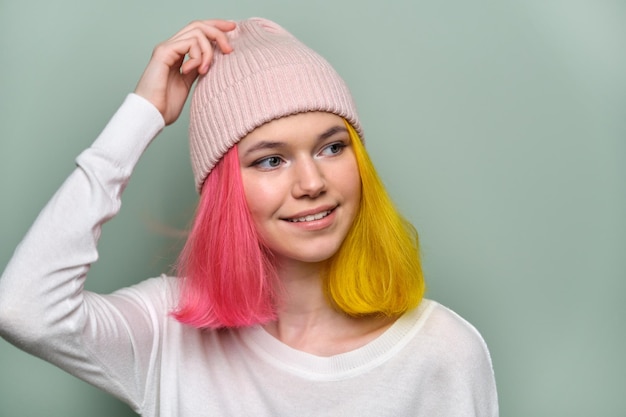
left=264, top=257, right=396, bottom=356
left=274, top=257, right=328, bottom=317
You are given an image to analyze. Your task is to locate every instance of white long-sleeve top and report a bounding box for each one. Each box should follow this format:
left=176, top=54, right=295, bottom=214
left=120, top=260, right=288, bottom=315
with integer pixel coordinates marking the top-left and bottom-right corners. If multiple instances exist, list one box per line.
left=0, top=94, right=498, bottom=417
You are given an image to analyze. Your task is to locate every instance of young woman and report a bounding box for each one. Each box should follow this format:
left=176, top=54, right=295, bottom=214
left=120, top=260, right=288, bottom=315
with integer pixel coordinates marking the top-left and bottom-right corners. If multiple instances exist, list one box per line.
left=0, top=18, right=498, bottom=416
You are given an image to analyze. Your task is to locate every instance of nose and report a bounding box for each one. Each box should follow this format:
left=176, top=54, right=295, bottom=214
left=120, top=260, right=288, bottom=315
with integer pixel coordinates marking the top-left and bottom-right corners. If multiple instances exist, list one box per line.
left=292, top=158, right=326, bottom=198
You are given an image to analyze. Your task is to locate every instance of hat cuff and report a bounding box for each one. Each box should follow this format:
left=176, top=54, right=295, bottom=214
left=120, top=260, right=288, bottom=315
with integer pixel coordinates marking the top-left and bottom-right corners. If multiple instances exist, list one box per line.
left=189, top=62, right=362, bottom=192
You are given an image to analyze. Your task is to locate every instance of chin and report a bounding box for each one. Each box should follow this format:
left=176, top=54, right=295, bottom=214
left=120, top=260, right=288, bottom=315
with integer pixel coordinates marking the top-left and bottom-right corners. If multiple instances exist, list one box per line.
left=273, top=243, right=342, bottom=265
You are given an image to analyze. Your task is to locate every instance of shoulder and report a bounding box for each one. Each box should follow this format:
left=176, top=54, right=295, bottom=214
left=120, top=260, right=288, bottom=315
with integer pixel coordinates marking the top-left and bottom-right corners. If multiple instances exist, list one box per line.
left=423, top=300, right=489, bottom=344
left=408, top=299, right=494, bottom=368
left=398, top=300, right=499, bottom=415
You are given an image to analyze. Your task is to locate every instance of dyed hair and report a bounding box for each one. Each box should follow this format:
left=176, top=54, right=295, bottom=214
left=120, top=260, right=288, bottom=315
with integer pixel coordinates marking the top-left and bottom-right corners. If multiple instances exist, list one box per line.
left=173, top=148, right=279, bottom=328
left=323, top=122, right=425, bottom=316
left=174, top=120, right=424, bottom=328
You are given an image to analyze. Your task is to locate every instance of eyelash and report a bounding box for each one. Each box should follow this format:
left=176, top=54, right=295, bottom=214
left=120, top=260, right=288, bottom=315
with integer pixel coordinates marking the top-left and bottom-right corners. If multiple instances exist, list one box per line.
left=253, top=156, right=283, bottom=170
left=251, top=141, right=348, bottom=170
left=320, top=141, right=347, bottom=156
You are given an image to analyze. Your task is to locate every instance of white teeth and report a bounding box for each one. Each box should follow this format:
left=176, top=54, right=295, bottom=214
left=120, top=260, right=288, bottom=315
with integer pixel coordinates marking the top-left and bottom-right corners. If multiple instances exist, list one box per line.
left=288, top=210, right=332, bottom=223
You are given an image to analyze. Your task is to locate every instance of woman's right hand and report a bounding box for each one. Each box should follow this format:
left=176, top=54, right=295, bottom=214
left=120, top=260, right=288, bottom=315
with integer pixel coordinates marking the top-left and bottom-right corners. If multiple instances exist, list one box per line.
left=134, top=19, right=236, bottom=126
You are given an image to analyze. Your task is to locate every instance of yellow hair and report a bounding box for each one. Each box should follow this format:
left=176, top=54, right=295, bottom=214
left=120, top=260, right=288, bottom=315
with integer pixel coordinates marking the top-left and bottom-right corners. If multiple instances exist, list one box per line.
left=323, top=121, right=426, bottom=316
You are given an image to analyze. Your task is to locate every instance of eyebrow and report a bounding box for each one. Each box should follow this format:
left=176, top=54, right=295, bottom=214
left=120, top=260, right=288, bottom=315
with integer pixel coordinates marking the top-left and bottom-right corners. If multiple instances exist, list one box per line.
left=243, top=125, right=348, bottom=156
left=318, top=125, right=348, bottom=140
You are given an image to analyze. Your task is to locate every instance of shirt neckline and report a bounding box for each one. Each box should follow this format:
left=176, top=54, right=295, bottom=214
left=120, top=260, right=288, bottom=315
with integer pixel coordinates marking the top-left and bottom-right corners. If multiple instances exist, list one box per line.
left=239, top=299, right=436, bottom=381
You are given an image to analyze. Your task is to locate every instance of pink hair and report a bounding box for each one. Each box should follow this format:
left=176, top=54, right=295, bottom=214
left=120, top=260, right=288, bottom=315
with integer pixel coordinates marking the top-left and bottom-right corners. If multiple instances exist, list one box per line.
left=172, top=146, right=279, bottom=328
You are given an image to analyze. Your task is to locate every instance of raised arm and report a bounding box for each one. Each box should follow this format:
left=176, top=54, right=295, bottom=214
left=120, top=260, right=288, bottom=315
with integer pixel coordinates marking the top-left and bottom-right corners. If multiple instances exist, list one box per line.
left=0, top=19, right=234, bottom=411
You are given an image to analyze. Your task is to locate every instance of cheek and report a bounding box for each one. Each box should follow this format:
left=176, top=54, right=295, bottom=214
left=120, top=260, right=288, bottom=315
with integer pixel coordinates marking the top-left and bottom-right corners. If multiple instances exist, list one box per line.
left=241, top=174, right=281, bottom=221
left=343, top=160, right=362, bottom=204
left=242, top=179, right=262, bottom=221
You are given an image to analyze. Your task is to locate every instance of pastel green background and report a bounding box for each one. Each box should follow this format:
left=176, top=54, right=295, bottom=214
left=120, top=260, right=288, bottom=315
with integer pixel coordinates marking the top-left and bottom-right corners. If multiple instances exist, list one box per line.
left=1, top=0, right=624, bottom=416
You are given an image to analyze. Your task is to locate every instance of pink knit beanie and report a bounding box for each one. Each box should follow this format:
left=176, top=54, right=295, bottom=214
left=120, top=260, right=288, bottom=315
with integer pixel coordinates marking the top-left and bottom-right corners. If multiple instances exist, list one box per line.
left=188, top=17, right=362, bottom=193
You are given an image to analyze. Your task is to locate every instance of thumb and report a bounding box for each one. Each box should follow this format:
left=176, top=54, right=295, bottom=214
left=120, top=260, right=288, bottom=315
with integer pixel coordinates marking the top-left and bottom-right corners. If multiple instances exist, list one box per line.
left=182, top=67, right=200, bottom=90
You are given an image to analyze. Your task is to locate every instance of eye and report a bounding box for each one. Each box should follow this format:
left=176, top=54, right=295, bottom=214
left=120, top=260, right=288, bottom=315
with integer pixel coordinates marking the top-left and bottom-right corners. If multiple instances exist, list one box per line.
left=320, top=142, right=346, bottom=156
left=254, top=156, right=284, bottom=170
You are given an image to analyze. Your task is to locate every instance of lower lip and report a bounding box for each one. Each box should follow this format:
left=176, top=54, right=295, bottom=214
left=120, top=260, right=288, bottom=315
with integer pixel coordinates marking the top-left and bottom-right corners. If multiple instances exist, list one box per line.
left=284, top=209, right=337, bottom=231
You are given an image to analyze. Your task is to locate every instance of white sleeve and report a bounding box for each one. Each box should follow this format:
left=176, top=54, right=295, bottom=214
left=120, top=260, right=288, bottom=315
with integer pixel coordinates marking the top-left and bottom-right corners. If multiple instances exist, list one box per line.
left=0, top=93, right=168, bottom=411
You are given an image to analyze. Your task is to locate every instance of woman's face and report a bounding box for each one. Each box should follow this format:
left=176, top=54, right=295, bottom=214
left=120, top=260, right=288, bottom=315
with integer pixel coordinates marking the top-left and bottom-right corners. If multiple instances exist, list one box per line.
left=238, top=112, right=361, bottom=266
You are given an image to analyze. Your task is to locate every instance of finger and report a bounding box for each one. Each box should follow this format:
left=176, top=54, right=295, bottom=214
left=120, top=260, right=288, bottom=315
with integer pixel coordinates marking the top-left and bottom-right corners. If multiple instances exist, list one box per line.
left=205, top=19, right=237, bottom=32
left=185, top=28, right=215, bottom=74
left=170, top=19, right=235, bottom=43
left=206, top=20, right=236, bottom=52
left=171, top=21, right=235, bottom=54
left=160, top=20, right=236, bottom=76
left=209, top=26, right=234, bottom=54
left=175, top=30, right=232, bottom=74
left=182, top=66, right=200, bottom=88
left=170, top=31, right=214, bottom=75
left=150, top=38, right=195, bottom=70
left=180, top=42, right=204, bottom=75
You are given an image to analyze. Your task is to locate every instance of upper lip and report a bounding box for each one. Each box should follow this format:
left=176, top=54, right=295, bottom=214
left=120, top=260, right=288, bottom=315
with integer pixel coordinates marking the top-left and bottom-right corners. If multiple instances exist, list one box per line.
left=282, top=204, right=337, bottom=220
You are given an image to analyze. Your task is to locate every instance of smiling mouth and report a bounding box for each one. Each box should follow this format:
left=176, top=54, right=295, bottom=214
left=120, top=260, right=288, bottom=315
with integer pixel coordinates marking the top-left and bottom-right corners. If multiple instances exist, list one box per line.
left=286, top=209, right=333, bottom=223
